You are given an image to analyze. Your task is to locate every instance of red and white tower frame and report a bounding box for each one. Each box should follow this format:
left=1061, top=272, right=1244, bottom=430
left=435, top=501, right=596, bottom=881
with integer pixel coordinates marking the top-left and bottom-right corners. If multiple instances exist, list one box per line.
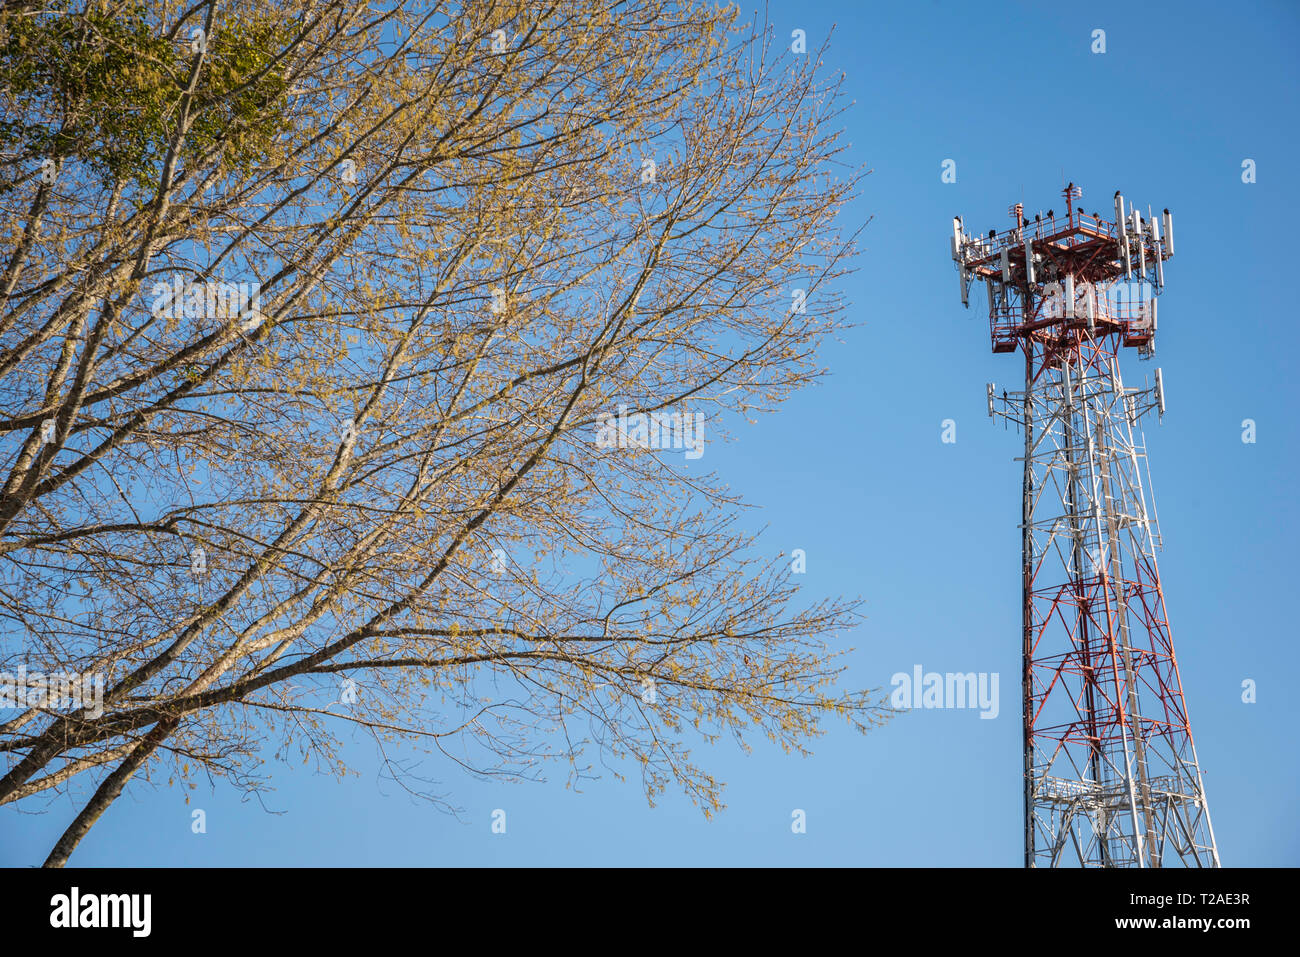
left=951, top=185, right=1219, bottom=867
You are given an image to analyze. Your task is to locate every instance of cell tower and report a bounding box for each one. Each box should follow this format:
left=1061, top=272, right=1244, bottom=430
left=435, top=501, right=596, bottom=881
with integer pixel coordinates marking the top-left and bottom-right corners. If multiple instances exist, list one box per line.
left=950, top=184, right=1219, bottom=868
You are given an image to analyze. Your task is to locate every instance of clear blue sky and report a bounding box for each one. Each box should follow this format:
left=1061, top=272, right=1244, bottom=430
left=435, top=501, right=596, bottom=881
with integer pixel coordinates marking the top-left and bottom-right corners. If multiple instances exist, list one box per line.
left=3, top=0, right=1297, bottom=866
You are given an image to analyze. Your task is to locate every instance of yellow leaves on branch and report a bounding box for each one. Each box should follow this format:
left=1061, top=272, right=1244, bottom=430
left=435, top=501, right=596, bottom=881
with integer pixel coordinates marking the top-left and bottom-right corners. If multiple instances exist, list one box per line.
left=0, top=0, right=876, bottom=837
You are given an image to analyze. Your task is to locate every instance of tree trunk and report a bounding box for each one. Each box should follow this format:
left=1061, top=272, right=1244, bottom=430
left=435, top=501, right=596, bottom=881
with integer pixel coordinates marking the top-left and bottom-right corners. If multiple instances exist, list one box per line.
left=42, top=719, right=178, bottom=868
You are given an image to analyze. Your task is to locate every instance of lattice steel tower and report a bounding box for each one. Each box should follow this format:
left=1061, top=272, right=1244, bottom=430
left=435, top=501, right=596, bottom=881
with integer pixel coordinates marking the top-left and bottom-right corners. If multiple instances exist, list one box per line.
left=950, top=184, right=1219, bottom=868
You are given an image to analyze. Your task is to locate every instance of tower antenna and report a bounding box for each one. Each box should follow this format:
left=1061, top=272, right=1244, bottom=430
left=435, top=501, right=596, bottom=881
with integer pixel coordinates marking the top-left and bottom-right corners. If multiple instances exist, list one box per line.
left=949, top=189, right=1217, bottom=868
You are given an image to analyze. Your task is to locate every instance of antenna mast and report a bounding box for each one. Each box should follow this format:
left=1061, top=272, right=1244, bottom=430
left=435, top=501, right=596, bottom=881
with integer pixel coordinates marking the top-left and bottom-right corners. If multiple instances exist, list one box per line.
left=949, top=186, right=1218, bottom=868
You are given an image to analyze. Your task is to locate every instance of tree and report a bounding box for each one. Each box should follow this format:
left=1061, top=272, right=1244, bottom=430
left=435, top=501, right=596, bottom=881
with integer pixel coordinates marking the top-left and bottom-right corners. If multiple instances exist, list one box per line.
left=0, top=0, right=882, bottom=867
